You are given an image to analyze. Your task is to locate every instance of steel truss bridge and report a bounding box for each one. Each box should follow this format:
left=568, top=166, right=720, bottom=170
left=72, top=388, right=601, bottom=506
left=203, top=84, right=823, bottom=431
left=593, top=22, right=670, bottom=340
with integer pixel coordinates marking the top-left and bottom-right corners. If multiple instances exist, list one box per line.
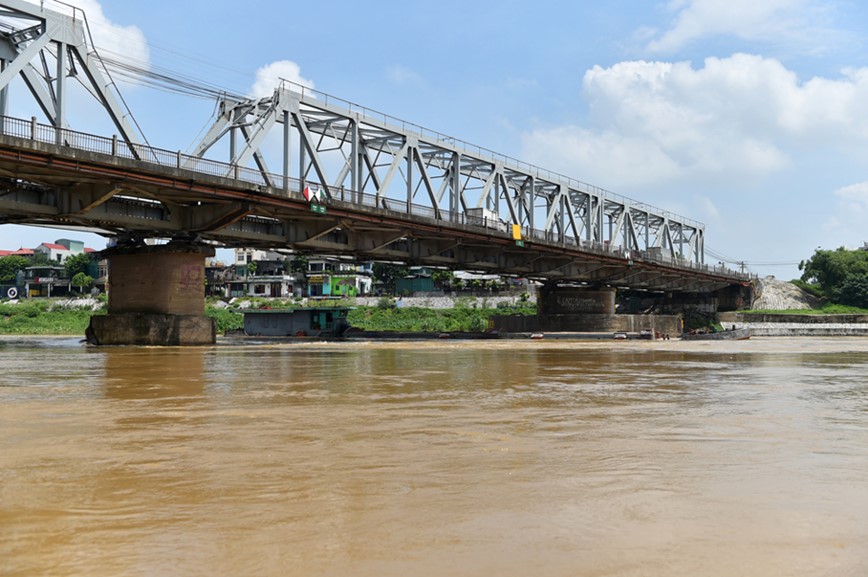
left=0, top=0, right=751, bottom=293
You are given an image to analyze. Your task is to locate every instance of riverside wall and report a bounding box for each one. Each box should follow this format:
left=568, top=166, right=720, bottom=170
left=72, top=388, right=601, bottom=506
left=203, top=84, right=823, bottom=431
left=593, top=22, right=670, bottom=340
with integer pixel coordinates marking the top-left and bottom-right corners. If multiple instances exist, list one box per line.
left=490, top=313, right=681, bottom=336
left=719, top=312, right=868, bottom=336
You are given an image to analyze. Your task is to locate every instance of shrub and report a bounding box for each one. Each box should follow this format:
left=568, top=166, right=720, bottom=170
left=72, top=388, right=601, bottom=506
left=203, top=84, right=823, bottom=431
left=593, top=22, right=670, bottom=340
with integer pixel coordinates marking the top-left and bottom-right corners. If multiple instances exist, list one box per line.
left=205, top=306, right=244, bottom=334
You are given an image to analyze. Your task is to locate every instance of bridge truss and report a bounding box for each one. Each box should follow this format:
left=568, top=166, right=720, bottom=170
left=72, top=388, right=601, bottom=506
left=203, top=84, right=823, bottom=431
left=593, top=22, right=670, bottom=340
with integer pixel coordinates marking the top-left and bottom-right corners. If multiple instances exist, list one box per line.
left=192, top=82, right=705, bottom=266
left=0, top=0, right=144, bottom=150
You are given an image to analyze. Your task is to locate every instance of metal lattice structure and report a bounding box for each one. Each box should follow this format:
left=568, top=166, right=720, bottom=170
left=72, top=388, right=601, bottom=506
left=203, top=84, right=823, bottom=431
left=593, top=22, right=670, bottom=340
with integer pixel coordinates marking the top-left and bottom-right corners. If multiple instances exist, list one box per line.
left=192, top=81, right=705, bottom=265
left=0, top=0, right=144, bottom=150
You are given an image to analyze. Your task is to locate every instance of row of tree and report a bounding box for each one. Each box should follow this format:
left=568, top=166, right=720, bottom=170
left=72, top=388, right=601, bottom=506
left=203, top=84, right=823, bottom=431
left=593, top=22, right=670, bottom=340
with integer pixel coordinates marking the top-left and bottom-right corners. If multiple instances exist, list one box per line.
left=0, top=252, right=96, bottom=287
left=798, top=247, right=868, bottom=308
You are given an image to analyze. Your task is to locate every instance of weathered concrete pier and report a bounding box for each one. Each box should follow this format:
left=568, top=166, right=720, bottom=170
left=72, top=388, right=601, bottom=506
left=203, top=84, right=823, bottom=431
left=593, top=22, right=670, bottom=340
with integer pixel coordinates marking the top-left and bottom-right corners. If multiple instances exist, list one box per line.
left=492, top=285, right=683, bottom=336
left=87, top=242, right=216, bottom=346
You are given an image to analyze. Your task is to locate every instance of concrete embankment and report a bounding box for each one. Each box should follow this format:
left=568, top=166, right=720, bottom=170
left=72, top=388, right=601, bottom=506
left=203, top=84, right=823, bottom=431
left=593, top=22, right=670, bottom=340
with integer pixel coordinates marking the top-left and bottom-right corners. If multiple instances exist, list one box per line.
left=720, top=312, right=868, bottom=336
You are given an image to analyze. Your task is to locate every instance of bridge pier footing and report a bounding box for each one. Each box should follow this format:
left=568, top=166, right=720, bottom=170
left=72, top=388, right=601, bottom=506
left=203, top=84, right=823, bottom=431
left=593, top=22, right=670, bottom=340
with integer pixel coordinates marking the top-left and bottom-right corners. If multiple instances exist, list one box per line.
left=491, top=285, right=683, bottom=335
left=87, top=242, right=216, bottom=346
left=537, top=285, right=617, bottom=331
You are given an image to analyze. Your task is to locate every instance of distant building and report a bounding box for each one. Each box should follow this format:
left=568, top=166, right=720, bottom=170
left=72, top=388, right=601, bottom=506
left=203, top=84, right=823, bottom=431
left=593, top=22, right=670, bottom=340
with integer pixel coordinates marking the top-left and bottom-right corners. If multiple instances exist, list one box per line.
left=395, top=268, right=436, bottom=294
left=1, top=238, right=105, bottom=298
left=35, top=242, right=70, bottom=263
left=33, top=238, right=96, bottom=264
left=307, top=258, right=372, bottom=298
left=234, top=248, right=286, bottom=265
left=226, top=272, right=305, bottom=298
left=24, top=265, right=69, bottom=297
left=230, top=249, right=373, bottom=299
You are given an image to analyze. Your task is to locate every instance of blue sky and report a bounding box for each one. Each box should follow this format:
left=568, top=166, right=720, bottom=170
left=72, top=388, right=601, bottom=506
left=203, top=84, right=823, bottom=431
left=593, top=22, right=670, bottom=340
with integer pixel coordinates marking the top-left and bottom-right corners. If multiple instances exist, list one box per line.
left=3, top=0, right=868, bottom=279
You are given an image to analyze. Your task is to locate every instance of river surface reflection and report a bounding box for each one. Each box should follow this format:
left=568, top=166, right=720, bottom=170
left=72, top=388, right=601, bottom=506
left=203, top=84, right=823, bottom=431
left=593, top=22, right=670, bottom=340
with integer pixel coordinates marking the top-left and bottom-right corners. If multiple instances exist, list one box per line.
left=2, top=337, right=868, bottom=576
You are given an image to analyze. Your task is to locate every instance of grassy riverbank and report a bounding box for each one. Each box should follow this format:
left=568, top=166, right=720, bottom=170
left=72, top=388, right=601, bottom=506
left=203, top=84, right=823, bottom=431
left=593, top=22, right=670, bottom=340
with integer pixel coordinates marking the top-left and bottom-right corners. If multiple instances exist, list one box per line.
left=0, top=300, right=249, bottom=335
left=4, top=295, right=866, bottom=337
left=0, top=298, right=537, bottom=335
left=0, top=300, right=104, bottom=335
left=345, top=303, right=536, bottom=332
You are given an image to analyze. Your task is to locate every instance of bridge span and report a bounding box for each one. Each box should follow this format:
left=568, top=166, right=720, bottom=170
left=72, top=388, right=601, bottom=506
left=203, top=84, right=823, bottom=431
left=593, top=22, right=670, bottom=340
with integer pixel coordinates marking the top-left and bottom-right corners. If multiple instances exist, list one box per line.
left=0, top=0, right=752, bottom=344
left=0, top=114, right=749, bottom=293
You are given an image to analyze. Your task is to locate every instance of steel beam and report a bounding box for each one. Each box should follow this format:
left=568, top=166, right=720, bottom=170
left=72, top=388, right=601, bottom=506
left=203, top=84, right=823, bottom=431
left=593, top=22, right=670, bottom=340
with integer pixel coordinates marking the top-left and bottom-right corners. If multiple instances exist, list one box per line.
left=0, top=1, right=146, bottom=153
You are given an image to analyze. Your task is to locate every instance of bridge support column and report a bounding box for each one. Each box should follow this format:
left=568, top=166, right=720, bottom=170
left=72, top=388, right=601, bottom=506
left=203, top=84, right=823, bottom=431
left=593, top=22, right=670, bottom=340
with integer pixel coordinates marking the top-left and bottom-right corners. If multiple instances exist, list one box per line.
left=537, top=285, right=616, bottom=331
left=87, top=242, right=216, bottom=346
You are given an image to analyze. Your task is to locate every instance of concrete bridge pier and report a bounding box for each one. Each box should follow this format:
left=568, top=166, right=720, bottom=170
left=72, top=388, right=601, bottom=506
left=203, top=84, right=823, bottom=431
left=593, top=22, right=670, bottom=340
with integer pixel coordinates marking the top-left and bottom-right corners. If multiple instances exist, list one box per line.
left=87, top=242, right=216, bottom=346
left=527, top=285, right=682, bottom=335
left=537, top=285, right=617, bottom=331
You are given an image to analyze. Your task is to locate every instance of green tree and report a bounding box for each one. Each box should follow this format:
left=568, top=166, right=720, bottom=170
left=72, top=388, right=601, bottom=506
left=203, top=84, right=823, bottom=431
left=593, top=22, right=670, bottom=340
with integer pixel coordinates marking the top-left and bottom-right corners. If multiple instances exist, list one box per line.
left=0, top=255, right=29, bottom=282
left=288, top=254, right=309, bottom=274
left=71, top=272, right=94, bottom=293
left=372, top=262, right=408, bottom=293
left=800, top=247, right=868, bottom=306
left=64, top=253, right=93, bottom=278
left=431, top=270, right=454, bottom=290
left=837, top=273, right=868, bottom=308
left=28, top=252, right=52, bottom=267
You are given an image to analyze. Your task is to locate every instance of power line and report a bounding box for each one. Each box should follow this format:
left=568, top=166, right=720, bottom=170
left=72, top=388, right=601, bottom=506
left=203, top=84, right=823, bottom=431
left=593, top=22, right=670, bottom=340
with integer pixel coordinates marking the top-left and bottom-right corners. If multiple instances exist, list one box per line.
left=705, top=246, right=803, bottom=276
left=97, top=52, right=240, bottom=101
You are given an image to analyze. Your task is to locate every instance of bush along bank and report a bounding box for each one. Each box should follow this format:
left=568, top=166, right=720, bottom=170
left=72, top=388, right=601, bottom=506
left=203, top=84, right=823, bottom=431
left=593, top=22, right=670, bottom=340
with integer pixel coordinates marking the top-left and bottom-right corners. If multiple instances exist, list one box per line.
left=0, top=297, right=537, bottom=337
left=209, top=297, right=537, bottom=335
left=345, top=302, right=537, bottom=333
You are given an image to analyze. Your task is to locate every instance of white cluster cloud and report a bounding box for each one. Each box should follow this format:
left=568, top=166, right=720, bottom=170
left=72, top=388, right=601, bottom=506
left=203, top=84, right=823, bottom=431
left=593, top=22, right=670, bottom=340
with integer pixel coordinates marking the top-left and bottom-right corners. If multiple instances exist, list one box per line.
left=835, top=181, right=868, bottom=207
left=646, top=0, right=838, bottom=55
left=826, top=182, right=868, bottom=246
left=522, top=53, right=868, bottom=190
left=249, top=60, right=314, bottom=99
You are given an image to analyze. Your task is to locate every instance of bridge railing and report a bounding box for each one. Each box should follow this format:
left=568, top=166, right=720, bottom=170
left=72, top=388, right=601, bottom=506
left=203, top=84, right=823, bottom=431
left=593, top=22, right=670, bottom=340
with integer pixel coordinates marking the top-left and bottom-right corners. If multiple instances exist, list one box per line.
left=0, top=115, right=754, bottom=283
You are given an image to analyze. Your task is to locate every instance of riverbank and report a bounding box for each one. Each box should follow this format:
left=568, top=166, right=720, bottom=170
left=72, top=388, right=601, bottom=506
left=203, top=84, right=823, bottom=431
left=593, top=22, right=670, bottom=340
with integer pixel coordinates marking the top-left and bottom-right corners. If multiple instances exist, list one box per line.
left=0, top=297, right=536, bottom=336
left=3, top=295, right=867, bottom=338
left=0, top=298, right=103, bottom=335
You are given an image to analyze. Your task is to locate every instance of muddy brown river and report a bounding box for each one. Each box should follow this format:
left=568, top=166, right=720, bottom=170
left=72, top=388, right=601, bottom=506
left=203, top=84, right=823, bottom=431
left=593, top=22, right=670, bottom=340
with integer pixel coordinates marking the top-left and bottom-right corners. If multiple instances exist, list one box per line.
left=2, top=336, right=867, bottom=576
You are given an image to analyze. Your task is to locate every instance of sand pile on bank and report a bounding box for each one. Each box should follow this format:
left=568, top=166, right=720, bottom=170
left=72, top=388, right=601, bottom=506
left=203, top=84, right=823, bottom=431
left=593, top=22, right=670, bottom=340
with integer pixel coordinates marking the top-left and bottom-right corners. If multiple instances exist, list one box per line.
left=752, top=276, right=820, bottom=310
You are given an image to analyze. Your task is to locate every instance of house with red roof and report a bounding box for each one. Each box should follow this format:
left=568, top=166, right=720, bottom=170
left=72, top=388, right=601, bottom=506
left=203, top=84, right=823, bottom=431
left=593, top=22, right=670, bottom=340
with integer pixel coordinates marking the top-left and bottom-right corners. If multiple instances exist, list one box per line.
left=33, top=238, right=96, bottom=264
left=35, top=242, right=70, bottom=263
left=1, top=237, right=108, bottom=299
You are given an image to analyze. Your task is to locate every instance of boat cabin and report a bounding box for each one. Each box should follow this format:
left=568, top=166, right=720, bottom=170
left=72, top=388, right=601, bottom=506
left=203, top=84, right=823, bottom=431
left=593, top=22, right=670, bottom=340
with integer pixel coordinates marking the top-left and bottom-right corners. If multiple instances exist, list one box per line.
left=242, top=307, right=351, bottom=337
